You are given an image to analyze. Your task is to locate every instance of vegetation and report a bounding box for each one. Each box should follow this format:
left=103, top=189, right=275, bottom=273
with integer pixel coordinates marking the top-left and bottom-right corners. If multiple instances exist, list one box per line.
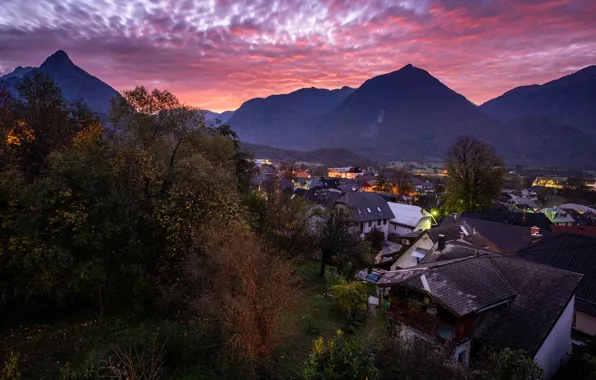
left=445, top=136, right=505, bottom=213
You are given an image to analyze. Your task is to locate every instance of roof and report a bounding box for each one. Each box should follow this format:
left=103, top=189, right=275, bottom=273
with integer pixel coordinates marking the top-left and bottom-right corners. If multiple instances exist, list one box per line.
left=378, top=257, right=517, bottom=316
left=559, top=203, right=596, bottom=214
left=460, top=211, right=553, bottom=232
left=551, top=225, right=596, bottom=237
left=335, top=192, right=395, bottom=223
left=387, top=202, right=430, bottom=228
left=328, top=167, right=356, bottom=173
left=511, top=196, right=538, bottom=209
left=440, top=216, right=539, bottom=254
left=473, top=256, right=582, bottom=356
left=422, top=241, right=498, bottom=264
left=541, top=207, right=576, bottom=224
left=517, top=234, right=596, bottom=315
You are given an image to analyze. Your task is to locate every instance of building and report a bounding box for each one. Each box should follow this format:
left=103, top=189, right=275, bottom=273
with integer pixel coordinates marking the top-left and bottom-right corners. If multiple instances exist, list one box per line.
left=541, top=206, right=576, bottom=226
left=387, top=202, right=432, bottom=235
left=440, top=216, right=545, bottom=254
left=459, top=211, right=553, bottom=232
left=327, top=167, right=364, bottom=179
left=335, top=192, right=394, bottom=238
left=377, top=256, right=582, bottom=378
left=518, top=234, right=596, bottom=337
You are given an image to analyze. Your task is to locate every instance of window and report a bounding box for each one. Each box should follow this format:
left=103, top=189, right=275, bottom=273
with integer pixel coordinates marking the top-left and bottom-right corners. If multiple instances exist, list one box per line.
left=377, top=206, right=382, bottom=212
left=383, top=219, right=387, bottom=225
left=368, top=222, right=372, bottom=227
left=360, top=223, right=364, bottom=232
left=367, top=207, right=372, bottom=213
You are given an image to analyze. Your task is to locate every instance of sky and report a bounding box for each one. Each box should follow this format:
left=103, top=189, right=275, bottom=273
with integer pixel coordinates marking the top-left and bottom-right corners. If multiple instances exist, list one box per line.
left=1, top=0, right=595, bottom=112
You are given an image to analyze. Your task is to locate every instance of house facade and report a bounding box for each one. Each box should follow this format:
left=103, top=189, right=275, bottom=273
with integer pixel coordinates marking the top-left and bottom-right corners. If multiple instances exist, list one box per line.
left=387, top=202, right=432, bottom=235
left=335, top=192, right=394, bottom=239
left=328, top=167, right=364, bottom=179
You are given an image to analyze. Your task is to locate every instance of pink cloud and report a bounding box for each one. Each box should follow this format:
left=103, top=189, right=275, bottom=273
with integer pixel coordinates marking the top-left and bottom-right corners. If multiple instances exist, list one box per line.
left=0, top=0, right=595, bottom=111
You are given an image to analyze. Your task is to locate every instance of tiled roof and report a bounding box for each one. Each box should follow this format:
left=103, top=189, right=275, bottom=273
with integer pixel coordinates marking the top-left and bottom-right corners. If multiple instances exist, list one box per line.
left=335, top=192, right=394, bottom=223
left=379, top=257, right=517, bottom=316
left=422, top=241, right=498, bottom=264
left=460, top=211, right=553, bottom=232
left=440, top=216, right=541, bottom=253
left=474, top=256, right=582, bottom=356
left=517, top=234, right=596, bottom=315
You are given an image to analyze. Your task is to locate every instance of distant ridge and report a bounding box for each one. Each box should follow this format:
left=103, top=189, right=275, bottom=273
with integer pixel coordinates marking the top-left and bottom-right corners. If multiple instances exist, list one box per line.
left=1, top=50, right=120, bottom=113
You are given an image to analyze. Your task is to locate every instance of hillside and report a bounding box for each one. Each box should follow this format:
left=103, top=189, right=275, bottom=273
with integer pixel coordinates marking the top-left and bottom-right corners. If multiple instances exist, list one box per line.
left=227, top=86, right=354, bottom=149
left=241, top=143, right=374, bottom=167
left=316, top=64, right=500, bottom=160
left=2, top=50, right=120, bottom=113
left=480, top=65, right=596, bottom=135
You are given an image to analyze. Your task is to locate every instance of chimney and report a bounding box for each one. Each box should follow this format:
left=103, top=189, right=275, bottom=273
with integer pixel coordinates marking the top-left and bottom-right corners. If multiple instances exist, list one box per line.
left=438, top=234, right=446, bottom=251
left=522, top=215, right=527, bottom=224
left=531, top=226, right=542, bottom=242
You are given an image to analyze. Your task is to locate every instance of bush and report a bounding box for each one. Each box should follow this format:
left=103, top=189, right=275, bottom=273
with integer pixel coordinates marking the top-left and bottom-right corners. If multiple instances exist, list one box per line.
left=303, top=331, right=378, bottom=380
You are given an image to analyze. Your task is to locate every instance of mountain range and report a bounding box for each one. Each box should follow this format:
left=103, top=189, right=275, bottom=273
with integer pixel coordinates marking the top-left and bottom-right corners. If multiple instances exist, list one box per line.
left=2, top=51, right=595, bottom=168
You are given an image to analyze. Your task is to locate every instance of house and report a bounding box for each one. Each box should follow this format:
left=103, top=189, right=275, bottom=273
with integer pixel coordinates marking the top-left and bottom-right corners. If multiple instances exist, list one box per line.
left=518, top=234, right=596, bottom=337
left=460, top=211, right=553, bottom=232
left=550, top=225, right=596, bottom=236
left=335, top=192, right=394, bottom=238
left=541, top=206, right=576, bottom=226
left=415, top=180, right=435, bottom=193
left=440, top=216, right=545, bottom=253
left=327, top=167, right=364, bottom=179
left=508, top=196, right=538, bottom=212
left=387, top=202, right=432, bottom=235
left=294, top=170, right=311, bottom=179
left=379, top=223, right=493, bottom=270
left=377, top=256, right=582, bottom=379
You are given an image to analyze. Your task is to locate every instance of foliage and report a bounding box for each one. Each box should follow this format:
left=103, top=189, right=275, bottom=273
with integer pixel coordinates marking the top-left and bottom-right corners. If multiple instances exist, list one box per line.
left=330, top=280, right=368, bottom=319
left=280, top=161, right=299, bottom=179
left=372, top=175, right=393, bottom=194
left=476, top=348, right=544, bottom=380
left=445, top=136, right=505, bottom=213
left=187, top=221, right=302, bottom=369
left=303, top=331, right=378, bottom=380
left=0, top=351, right=21, bottom=380
left=556, top=339, right=596, bottom=380
left=367, top=227, right=385, bottom=252
left=316, top=206, right=364, bottom=277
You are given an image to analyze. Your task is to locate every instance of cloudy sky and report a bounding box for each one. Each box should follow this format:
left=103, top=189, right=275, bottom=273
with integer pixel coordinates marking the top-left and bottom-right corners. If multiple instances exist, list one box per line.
left=1, top=0, right=595, bottom=112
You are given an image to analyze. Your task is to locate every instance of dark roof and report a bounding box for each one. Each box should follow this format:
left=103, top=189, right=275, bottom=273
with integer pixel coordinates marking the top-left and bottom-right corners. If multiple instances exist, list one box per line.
left=517, top=234, right=596, bottom=315
left=379, top=257, right=517, bottom=316
left=335, top=192, right=394, bottom=223
left=551, top=225, right=596, bottom=237
left=474, top=256, right=582, bottom=356
left=460, top=211, right=553, bottom=232
left=424, top=241, right=498, bottom=263
left=303, top=187, right=343, bottom=208
left=440, top=216, right=540, bottom=253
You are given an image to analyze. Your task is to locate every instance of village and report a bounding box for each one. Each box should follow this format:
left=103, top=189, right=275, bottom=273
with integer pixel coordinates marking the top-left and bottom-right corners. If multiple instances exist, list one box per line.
left=250, top=158, right=596, bottom=379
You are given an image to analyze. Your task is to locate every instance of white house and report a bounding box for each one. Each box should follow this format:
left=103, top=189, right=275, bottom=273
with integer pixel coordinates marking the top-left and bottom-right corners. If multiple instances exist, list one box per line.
left=387, top=202, right=432, bottom=235
left=335, top=192, right=395, bottom=239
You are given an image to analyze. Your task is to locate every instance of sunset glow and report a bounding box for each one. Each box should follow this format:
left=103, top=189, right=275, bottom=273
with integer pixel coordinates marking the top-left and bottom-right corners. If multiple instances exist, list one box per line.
left=1, top=0, right=595, bottom=112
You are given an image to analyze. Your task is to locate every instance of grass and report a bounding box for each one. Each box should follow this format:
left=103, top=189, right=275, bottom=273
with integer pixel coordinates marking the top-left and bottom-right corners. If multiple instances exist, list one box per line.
left=0, top=260, right=386, bottom=379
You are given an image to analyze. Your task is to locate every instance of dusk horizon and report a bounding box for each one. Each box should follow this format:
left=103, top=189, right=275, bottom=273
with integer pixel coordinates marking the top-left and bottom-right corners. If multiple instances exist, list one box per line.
left=2, top=0, right=596, bottom=112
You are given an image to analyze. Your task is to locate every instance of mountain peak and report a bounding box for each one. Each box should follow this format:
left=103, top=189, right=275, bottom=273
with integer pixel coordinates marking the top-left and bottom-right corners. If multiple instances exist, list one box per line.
left=41, top=50, right=74, bottom=67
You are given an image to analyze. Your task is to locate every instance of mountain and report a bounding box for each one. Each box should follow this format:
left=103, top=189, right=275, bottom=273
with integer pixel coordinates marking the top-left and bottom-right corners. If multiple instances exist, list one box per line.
left=480, top=65, right=596, bottom=134
left=242, top=143, right=373, bottom=167
left=316, top=64, right=499, bottom=160
left=1, top=50, right=120, bottom=113
left=204, top=110, right=234, bottom=124
left=501, top=116, right=596, bottom=168
left=227, top=86, right=354, bottom=148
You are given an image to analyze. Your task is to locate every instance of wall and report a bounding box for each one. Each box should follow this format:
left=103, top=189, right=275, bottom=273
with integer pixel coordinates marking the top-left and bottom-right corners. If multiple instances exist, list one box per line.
left=390, top=234, right=434, bottom=270
left=453, top=339, right=471, bottom=366
left=390, top=217, right=432, bottom=235
left=359, top=219, right=390, bottom=239
left=575, top=311, right=596, bottom=336
left=534, top=296, right=575, bottom=379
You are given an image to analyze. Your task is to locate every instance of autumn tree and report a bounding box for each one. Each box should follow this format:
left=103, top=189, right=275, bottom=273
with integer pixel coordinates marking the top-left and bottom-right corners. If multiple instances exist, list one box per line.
left=389, top=167, right=413, bottom=195
left=279, top=161, right=298, bottom=179
left=372, top=175, right=393, bottom=194
left=188, top=222, right=301, bottom=369
left=445, top=136, right=505, bottom=213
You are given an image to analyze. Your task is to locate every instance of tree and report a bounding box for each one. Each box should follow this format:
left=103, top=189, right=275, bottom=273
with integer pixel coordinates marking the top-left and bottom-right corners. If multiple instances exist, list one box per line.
left=445, top=136, right=505, bottom=213
left=372, top=175, right=393, bottom=194
left=389, top=167, right=413, bottom=195
left=279, top=161, right=298, bottom=179
left=316, top=206, right=362, bottom=277
left=211, top=122, right=255, bottom=194
left=367, top=227, right=385, bottom=252
left=331, top=280, right=368, bottom=319
left=303, top=331, right=379, bottom=380
left=188, top=222, right=301, bottom=368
